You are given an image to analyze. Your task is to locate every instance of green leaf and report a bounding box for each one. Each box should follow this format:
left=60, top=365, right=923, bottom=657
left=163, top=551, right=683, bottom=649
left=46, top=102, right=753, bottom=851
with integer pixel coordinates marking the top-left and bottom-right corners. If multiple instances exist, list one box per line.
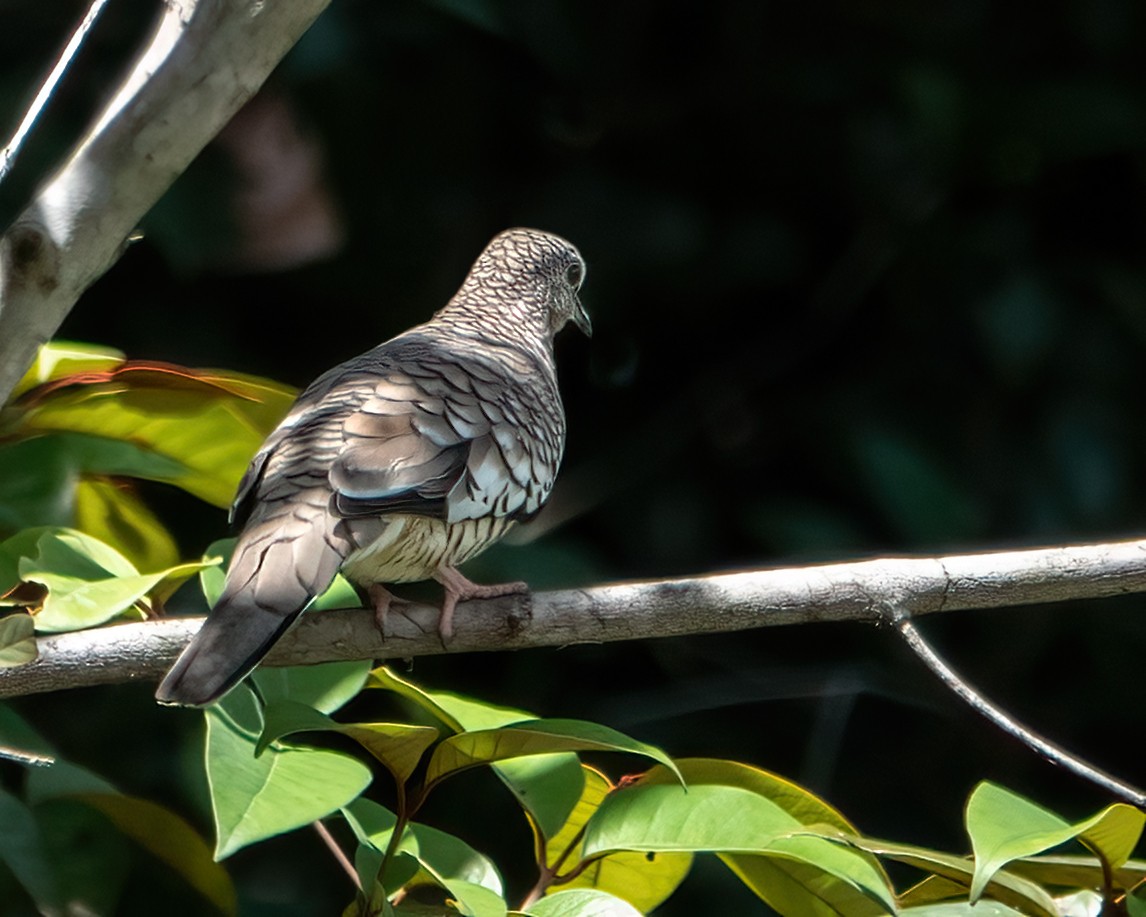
left=8, top=340, right=125, bottom=400
left=368, top=667, right=584, bottom=839
left=198, top=538, right=235, bottom=606
left=840, top=834, right=1059, bottom=916
left=310, top=573, right=363, bottom=611
left=259, top=700, right=439, bottom=785
left=252, top=660, right=372, bottom=714
left=668, top=759, right=889, bottom=916
left=539, top=765, right=690, bottom=912
left=1, top=527, right=62, bottom=597
left=426, top=718, right=680, bottom=789
left=966, top=781, right=1145, bottom=901
left=0, top=786, right=62, bottom=913
left=526, top=888, right=644, bottom=917
left=1004, top=853, right=1146, bottom=893
left=583, top=782, right=797, bottom=854
left=343, top=798, right=505, bottom=907
left=17, top=528, right=212, bottom=632
left=900, top=902, right=1024, bottom=916
left=0, top=612, right=36, bottom=667
left=15, top=362, right=296, bottom=507
left=206, top=684, right=372, bottom=859
left=581, top=775, right=896, bottom=915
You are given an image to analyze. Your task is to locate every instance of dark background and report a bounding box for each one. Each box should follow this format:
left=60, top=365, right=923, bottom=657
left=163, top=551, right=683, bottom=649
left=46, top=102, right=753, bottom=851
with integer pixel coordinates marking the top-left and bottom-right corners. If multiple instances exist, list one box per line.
left=4, top=1, right=1146, bottom=913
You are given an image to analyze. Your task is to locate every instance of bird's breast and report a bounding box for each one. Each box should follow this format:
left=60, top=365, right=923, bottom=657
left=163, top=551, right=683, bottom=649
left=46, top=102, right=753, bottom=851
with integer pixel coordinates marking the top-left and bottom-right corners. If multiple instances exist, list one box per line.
left=340, top=514, right=515, bottom=585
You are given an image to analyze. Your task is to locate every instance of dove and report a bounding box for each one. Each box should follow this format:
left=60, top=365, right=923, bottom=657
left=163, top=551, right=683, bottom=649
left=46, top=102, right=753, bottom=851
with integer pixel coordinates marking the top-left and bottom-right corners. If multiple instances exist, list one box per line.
left=155, top=228, right=589, bottom=706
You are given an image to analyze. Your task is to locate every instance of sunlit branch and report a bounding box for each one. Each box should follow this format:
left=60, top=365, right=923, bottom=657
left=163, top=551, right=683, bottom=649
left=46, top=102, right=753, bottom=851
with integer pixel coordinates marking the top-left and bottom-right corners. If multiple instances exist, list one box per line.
left=0, top=0, right=332, bottom=404
left=3, top=537, right=1145, bottom=701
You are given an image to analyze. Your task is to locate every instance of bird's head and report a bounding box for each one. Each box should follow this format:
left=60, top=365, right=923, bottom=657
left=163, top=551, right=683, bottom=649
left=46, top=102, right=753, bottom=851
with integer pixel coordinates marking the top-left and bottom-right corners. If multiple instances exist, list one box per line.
left=463, top=228, right=592, bottom=341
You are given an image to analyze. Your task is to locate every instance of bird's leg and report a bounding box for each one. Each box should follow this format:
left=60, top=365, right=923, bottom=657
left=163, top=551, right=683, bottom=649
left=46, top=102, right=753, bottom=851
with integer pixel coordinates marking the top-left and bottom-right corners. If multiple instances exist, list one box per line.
left=368, top=583, right=396, bottom=636
left=432, top=565, right=528, bottom=641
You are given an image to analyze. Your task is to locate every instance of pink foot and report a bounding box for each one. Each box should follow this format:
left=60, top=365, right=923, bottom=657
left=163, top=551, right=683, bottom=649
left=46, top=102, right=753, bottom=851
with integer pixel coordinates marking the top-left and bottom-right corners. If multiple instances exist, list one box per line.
left=368, top=583, right=395, bottom=637
left=432, top=566, right=528, bottom=641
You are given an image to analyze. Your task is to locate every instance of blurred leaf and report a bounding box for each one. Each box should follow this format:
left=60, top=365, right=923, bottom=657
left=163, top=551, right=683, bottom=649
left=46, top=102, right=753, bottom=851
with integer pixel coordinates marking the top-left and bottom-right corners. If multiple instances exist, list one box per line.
left=15, top=362, right=296, bottom=507
left=82, top=794, right=237, bottom=915
left=25, top=759, right=118, bottom=801
left=35, top=797, right=132, bottom=916
left=975, top=272, right=1062, bottom=383
left=206, top=684, right=372, bottom=860
left=526, top=888, right=644, bottom=916
left=8, top=340, right=125, bottom=401
left=368, top=667, right=584, bottom=838
left=850, top=426, right=983, bottom=544
left=0, top=786, right=61, bottom=913
left=966, top=781, right=1145, bottom=902
left=73, top=475, right=179, bottom=572
left=0, top=612, right=36, bottom=666
left=259, top=700, right=439, bottom=785
left=1129, top=884, right=1146, bottom=917
left=0, top=432, right=189, bottom=537
left=426, top=718, right=680, bottom=790
left=420, top=0, right=507, bottom=36
left=539, top=765, right=690, bottom=912
left=0, top=703, right=55, bottom=765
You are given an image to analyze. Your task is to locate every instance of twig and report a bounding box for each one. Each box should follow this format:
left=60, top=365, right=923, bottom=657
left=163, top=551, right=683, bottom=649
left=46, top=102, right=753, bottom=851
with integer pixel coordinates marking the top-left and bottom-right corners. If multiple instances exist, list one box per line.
left=887, top=605, right=1146, bottom=808
left=0, top=0, right=111, bottom=185
left=2, top=538, right=1146, bottom=699
left=313, top=819, right=359, bottom=887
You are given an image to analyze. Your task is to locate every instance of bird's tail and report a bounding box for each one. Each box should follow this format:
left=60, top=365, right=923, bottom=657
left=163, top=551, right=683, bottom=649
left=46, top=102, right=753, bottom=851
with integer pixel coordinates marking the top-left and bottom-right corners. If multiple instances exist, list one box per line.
left=155, top=496, right=348, bottom=707
left=154, top=597, right=302, bottom=707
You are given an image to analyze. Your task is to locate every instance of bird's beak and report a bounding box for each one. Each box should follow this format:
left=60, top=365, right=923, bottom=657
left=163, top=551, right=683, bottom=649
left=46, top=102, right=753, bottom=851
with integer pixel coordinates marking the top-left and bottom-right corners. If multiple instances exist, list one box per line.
left=572, top=297, right=592, bottom=337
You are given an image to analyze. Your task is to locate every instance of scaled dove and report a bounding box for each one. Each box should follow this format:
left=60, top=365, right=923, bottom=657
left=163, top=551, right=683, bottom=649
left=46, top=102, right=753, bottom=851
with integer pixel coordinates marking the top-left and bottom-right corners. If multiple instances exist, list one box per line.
left=155, top=228, right=590, bottom=706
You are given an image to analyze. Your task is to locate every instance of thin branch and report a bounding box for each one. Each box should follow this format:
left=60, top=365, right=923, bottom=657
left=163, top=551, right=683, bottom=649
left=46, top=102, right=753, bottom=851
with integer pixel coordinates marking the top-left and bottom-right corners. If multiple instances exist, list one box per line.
left=887, top=607, right=1146, bottom=807
left=3, top=537, right=1146, bottom=700
left=0, top=0, right=111, bottom=185
left=313, top=820, right=359, bottom=888
left=0, top=0, right=332, bottom=404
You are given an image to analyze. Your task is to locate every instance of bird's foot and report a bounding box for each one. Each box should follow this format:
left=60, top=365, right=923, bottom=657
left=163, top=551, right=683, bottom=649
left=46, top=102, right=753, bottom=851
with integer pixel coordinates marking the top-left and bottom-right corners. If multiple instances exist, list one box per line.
left=432, top=566, right=528, bottom=643
left=368, top=583, right=396, bottom=638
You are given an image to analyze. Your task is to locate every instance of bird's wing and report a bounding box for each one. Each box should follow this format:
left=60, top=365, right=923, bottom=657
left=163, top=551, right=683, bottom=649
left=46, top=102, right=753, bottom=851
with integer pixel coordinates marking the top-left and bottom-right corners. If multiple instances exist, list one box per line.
left=329, top=357, right=558, bottom=524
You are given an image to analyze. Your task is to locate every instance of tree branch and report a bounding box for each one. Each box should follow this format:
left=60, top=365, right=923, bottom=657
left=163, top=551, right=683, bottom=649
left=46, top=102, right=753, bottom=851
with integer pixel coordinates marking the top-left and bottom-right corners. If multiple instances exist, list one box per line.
left=888, top=608, right=1146, bottom=807
left=0, top=0, right=331, bottom=404
left=3, top=537, right=1145, bottom=699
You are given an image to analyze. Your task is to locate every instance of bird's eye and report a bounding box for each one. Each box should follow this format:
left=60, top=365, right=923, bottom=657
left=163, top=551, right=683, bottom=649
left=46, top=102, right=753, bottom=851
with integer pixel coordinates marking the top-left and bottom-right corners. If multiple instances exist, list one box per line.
left=566, top=262, right=584, bottom=289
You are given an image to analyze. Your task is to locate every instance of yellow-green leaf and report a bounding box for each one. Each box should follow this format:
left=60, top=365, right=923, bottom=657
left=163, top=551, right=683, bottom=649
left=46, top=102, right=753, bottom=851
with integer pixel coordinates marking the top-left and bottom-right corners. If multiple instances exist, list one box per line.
left=967, top=781, right=1145, bottom=902
left=9, top=341, right=125, bottom=401
left=540, top=765, right=690, bottom=913
left=259, top=700, right=439, bottom=786
left=16, top=362, right=296, bottom=508
left=73, top=476, right=179, bottom=572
